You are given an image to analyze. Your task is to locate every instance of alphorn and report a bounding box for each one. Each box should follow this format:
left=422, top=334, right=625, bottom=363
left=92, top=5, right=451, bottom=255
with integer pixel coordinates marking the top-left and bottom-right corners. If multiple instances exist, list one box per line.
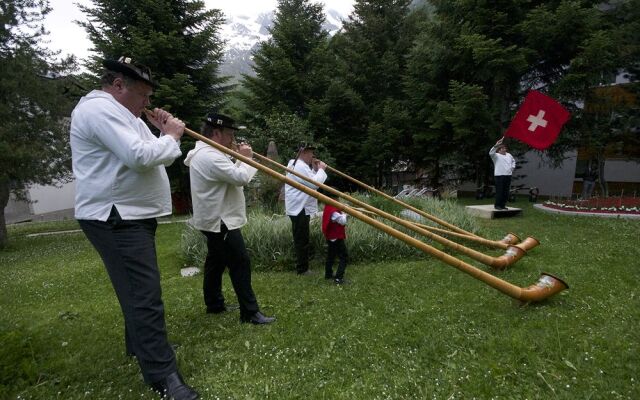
left=412, top=222, right=512, bottom=250
left=354, top=202, right=525, bottom=251
left=411, top=221, right=539, bottom=252
left=325, top=164, right=530, bottom=248
left=251, top=153, right=533, bottom=269
left=254, top=152, right=538, bottom=253
left=162, top=115, right=567, bottom=303
left=354, top=206, right=534, bottom=252
left=404, top=221, right=526, bottom=251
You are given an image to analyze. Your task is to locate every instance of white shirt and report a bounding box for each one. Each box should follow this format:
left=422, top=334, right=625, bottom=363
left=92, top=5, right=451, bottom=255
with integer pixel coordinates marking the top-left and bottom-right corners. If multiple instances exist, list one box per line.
left=284, top=159, right=327, bottom=216
left=489, top=146, right=516, bottom=176
left=331, top=211, right=347, bottom=226
left=70, top=90, right=181, bottom=221
left=327, top=211, right=348, bottom=242
left=185, top=141, right=258, bottom=232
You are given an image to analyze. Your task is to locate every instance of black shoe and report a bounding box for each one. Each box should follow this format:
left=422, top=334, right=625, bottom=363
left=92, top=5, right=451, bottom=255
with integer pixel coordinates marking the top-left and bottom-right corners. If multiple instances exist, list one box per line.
left=334, top=278, right=345, bottom=285
left=150, top=372, right=199, bottom=400
left=240, top=311, right=276, bottom=325
left=206, top=305, right=226, bottom=314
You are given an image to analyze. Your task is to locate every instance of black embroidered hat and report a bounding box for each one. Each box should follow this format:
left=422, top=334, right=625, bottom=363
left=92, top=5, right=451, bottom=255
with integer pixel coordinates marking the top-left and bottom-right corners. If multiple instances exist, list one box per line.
left=102, top=56, right=157, bottom=88
left=204, top=112, right=240, bottom=130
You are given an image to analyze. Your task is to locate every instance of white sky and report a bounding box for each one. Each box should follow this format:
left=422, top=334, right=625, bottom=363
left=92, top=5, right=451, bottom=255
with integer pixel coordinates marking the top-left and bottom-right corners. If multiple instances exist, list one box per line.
left=43, top=0, right=354, bottom=62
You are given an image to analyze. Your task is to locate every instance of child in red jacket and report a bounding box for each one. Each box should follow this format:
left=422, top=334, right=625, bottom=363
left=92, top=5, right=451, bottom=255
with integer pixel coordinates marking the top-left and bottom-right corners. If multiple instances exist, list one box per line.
left=321, top=195, right=348, bottom=284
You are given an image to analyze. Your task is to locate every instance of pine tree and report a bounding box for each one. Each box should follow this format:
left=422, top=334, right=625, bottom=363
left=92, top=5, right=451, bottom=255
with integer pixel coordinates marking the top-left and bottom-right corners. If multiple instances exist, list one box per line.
left=242, top=0, right=330, bottom=121
left=78, top=0, right=229, bottom=197
left=321, top=0, right=417, bottom=186
left=78, top=0, right=228, bottom=125
left=0, top=0, right=77, bottom=248
left=308, top=73, right=369, bottom=184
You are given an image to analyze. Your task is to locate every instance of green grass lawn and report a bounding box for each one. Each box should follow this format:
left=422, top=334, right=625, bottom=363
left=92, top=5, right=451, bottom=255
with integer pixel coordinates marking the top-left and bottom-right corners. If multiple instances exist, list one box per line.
left=1, top=199, right=639, bottom=399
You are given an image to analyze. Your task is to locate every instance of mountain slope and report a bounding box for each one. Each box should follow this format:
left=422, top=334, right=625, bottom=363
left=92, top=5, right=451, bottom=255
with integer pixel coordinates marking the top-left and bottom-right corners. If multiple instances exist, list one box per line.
left=219, top=9, right=346, bottom=82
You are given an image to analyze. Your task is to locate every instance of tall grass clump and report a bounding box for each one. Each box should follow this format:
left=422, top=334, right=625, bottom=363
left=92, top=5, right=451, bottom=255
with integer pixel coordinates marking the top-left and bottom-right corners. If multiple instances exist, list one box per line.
left=243, top=210, right=301, bottom=270
left=181, top=195, right=478, bottom=271
left=347, top=193, right=479, bottom=235
left=180, top=218, right=207, bottom=268
left=401, top=196, right=480, bottom=234
left=180, top=211, right=301, bottom=271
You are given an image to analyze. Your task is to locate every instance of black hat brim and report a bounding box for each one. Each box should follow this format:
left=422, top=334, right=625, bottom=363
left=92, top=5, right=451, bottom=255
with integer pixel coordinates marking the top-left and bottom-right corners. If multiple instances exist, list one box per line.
left=103, top=59, right=158, bottom=88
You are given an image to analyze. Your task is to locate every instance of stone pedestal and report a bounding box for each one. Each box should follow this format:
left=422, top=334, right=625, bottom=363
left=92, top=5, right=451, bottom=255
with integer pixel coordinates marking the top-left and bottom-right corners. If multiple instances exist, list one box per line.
left=465, top=205, right=522, bottom=219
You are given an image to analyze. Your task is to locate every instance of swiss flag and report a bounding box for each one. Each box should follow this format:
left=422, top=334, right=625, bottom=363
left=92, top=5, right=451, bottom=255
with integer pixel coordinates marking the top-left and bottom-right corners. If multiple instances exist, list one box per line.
left=504, top=90, right=570, bottom=150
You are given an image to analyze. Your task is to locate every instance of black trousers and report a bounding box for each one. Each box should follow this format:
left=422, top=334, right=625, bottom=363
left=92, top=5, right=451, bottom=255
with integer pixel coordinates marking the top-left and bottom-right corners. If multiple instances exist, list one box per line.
left=289, top=210, right=311, bottom=273
left=325, top=239, right=348, bottom=280
left=494, top=175, right=512, bottom=208
left=78, top=207, right=176, bottom=384
left=201, top=225, right=259, bottom=318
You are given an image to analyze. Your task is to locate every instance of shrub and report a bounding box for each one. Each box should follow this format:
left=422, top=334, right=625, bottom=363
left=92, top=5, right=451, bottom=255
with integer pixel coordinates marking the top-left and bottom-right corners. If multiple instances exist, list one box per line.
left=181, top=196, right=478, bottom=271
left=180, top=220, right=207, bottom=268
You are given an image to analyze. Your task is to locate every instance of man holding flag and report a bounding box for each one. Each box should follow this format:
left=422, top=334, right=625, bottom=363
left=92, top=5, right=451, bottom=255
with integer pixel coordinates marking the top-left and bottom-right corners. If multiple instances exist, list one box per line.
left=488, top=90, right=571, bottom=209
left=489, top=138, right=516, bottom=210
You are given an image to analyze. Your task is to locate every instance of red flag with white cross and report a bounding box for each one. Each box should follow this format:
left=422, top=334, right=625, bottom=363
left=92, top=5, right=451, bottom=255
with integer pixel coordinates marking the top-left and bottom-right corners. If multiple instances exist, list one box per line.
left=504, top=90, right=570, bottom=150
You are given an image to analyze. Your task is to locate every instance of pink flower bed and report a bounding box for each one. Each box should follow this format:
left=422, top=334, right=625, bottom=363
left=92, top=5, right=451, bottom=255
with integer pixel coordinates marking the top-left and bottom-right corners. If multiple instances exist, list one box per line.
left=542, top=197, right=640, bottom=214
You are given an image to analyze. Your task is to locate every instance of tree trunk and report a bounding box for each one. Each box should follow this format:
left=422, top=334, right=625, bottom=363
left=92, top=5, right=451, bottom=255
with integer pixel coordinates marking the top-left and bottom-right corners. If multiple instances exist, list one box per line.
left=0, top=177, right=9, bottom=249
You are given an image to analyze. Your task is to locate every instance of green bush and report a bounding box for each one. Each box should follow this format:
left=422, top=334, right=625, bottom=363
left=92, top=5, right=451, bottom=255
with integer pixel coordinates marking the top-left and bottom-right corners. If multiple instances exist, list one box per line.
left=180, top=220, right=208, bottom=268
left=181, top=196, right=478, bottom=271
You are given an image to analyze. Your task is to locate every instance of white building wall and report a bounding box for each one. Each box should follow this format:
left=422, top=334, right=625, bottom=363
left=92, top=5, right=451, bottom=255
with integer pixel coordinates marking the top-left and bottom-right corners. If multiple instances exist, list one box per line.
left=28, top=181, right=75, bottom=214
left=516, top=150, right=578, bottom=197
left=603, top=160, right=640, bottom=183
left=5, top=193, right=32, bottom=224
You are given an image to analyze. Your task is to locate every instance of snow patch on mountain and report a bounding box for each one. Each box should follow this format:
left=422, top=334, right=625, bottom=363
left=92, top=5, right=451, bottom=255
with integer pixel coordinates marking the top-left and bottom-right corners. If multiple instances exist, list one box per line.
left=219, top=9, right=346, bottom=82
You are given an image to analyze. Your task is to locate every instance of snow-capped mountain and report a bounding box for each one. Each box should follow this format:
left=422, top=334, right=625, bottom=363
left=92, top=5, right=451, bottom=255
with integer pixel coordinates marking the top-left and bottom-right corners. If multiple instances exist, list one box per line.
left=219, top=9, right=347, bottom=82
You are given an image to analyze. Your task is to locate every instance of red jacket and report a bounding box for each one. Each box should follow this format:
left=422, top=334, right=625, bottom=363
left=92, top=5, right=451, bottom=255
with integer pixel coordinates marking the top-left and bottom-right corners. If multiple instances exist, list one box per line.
left=322, top=204, right=346, bottom=240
